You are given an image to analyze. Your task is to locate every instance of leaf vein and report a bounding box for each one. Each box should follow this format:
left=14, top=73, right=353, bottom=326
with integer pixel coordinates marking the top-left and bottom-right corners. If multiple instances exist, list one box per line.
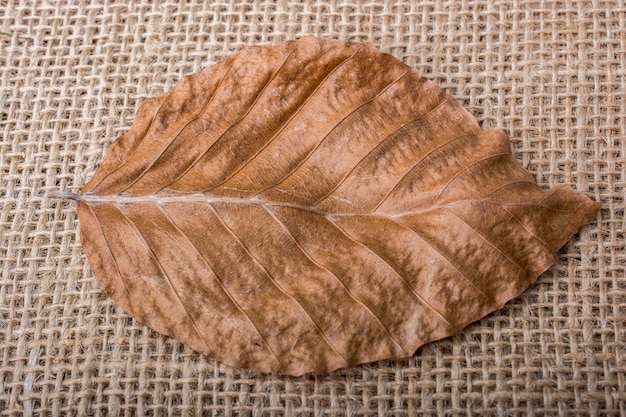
left=158, top=49, right=298, bottom=193
left=116, top=206, right=214, bottom=354
left=204, top=46, right=365, bottom=193
left=371, top=130, right=471, bottom=212
left=263, top=206, right=410, bottom=356
left=330, top=218, right=457, bottom=334
left=84, top=204, right=137, bottom=318
left=431, top=152, right=511, bottom=206
left=394, top=219, right=492, bottom=306
left=505, top=201, right=599, bottom=215
left=157, top=204, right=282, bottom=367
left=499, top=205, right=555, bottom=255
left=254, top=70, right=410, bottom=199
left=444, top=207, right=527, bottom=275
left=95, top=58, right=236, bottom=194
left=85, top=98, right=168, bottom=192
left=311, top=97, right=453, bottom=207
left=480, top=179, right=536, bottom=199
left=210, top=203, right=350, bottom=367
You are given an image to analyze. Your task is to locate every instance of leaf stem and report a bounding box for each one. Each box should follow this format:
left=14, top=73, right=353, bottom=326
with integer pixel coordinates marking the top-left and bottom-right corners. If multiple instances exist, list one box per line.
left=49, top=191, right=82, bottom=201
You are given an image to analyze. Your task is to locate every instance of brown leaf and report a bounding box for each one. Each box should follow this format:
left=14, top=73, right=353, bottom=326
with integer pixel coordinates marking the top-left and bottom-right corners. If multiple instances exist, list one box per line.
left=66, top=37, right=600, bottom=375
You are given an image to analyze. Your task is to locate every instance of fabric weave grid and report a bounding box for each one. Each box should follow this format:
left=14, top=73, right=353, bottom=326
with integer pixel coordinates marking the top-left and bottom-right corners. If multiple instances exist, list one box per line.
left=0, top=0, right=624, bottom=416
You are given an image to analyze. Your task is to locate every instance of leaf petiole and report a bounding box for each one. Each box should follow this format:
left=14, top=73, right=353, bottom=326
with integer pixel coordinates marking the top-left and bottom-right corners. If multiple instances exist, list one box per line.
left=49, top=191, right=82, bottom=201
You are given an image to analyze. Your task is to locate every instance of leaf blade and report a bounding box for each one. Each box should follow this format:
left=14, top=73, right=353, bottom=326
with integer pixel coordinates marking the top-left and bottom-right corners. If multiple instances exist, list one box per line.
left=75, top=37, right=601, bottom=375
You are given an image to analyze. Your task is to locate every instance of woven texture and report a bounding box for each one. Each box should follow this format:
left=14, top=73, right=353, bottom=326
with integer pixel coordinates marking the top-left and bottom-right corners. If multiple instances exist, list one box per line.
left=0, top=1, right=623, bottom=416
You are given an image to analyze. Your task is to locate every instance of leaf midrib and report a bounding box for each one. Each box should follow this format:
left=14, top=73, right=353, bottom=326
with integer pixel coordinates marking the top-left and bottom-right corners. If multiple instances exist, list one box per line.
left=67, top=191, right=595, bottom=219
left=74, top=192, right=445, bottom=219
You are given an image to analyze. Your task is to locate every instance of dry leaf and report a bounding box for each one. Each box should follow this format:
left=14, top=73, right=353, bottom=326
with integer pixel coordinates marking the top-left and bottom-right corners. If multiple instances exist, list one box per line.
left=58, top=37, right=600, bottom=375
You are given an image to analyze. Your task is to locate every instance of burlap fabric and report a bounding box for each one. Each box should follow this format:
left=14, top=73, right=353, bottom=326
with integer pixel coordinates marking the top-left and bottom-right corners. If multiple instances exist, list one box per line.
left=1, top=1, right=623, bottom=416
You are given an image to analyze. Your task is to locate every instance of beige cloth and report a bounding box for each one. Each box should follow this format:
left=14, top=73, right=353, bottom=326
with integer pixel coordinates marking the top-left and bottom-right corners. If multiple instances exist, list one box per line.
left=0, top=1, right=623, bottom=415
